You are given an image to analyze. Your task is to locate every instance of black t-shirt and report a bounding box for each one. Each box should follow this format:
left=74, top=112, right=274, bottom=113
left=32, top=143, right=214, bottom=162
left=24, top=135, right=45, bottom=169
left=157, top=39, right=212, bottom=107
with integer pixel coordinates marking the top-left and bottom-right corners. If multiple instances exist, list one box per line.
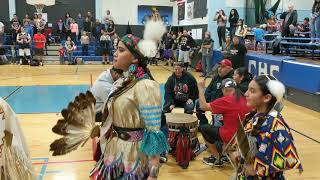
left=107, top=24, right=115, bottom=33
left=0, top=47, right=5, bottom=55
left=164, top=37, right=174, bottom=49
left=84, top=21, right=92, bottom=32
left=230, top=43, right=247, bottom=69
left=179, top=35, right=194, bottom=51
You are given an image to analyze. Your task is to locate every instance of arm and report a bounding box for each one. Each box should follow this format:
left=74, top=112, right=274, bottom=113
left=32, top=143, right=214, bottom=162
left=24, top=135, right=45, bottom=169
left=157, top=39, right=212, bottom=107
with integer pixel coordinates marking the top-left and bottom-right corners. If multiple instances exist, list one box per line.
left=189, top=75, right=199, bottom=101
left=222, top=15, right=227, bottom=21
left=197, top=80, right=211, bottom=111
left=164, top=76, right=175, bottom=107
left=291, top=11, right=298, bottom=26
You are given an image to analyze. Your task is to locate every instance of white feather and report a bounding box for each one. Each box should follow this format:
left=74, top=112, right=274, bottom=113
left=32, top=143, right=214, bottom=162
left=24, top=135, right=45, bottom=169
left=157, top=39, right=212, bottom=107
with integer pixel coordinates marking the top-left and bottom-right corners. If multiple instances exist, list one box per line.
left=267, top=80, right=285, bottom=102
left=138, top=40, right=158, bottom=58
left=143, top=20, right=166, bottom=41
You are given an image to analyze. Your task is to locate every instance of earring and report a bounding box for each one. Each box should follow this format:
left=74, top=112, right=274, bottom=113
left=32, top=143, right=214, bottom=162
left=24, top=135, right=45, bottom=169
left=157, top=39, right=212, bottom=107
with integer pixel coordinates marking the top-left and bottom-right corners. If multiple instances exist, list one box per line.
left=128, top=64, right=136, bottom=74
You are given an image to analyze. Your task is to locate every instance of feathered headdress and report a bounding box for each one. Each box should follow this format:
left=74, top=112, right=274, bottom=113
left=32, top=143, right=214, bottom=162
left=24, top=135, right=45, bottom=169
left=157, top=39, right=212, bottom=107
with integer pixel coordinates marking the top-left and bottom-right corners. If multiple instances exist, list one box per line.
left=265, top=75, right=285, bottom=112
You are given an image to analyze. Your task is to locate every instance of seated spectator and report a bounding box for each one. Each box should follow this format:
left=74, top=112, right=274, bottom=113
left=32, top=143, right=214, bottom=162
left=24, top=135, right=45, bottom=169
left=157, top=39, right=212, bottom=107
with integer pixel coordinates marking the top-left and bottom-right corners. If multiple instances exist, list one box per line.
left=221, top=35, right=232, bottom=59
left=91, top=67, right=123, bottom=122
left=297, top=18, right=310, bottom=38
left=280, top=4, right=298, bottom=37
left=197, top=78, right=251, bottom=167
left=196, top=59, right=234, bottom=126
left=163, top=62, right=198, bottom=114
left=33, top=30, right=46, bottom=66
left=252, top=24, right=265, bottom=51
left=16, top=27, right=31, bottom=65
left=0, top=43, right=8, bottom=64
left=100, top=30, right=111, bottom=64
left=235, top=19, right=247, bottom=44
left=267, top=14, right=278, bottom=33
left=232, top=67, right=252, bottom=93
left=230, top=36, right=247, bottom=69
left=80, top=31, right=90, bottom=56
left=64, top=36, right=75, bottom=65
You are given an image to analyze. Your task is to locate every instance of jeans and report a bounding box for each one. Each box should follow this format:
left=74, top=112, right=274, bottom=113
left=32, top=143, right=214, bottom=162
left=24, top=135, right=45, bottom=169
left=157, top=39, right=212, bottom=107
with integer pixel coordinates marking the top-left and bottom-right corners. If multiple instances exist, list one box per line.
left=178, top=50, right=189, bottom=63
left=311, top=16, right=320, bottom=42
left=195, top=99, right=209, bottom=125
left=217, top=26, right=226, bottom=47
left=229, top=26, right=236, bottom=39
left=67, top=52, right=73, bottom=64
left=201, top=55, right=212, bottom=76
left=59, top=56, right=64, bottom=64
left=82, top=44, right=89, bottom=56
left=163, top=100, right=195, bottom=114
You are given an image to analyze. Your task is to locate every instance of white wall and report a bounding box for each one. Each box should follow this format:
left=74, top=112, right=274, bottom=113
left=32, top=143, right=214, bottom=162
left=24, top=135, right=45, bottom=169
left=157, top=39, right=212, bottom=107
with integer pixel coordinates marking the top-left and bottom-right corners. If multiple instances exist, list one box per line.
left=173, top=0, right=209, bottom=26
left=99, top=0, right=175, bottom=25
left=273, top=0, right=313, bottom=10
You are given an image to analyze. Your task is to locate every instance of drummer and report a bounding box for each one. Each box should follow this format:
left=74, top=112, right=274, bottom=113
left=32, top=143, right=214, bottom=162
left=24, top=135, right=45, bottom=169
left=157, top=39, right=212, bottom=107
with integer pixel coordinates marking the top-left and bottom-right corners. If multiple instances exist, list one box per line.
left=197, top=78, right=251, bottom=167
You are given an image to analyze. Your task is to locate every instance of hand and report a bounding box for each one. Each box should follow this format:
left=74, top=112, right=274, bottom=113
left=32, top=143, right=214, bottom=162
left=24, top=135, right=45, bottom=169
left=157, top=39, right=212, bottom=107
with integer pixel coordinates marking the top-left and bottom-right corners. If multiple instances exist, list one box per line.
left=147, top=177, right=157, bottom=180
left=197, top=79, right=206, bottom=89
left=186, top=99, right=193, bottom=105
left=169, top=105, right=175, bottom=111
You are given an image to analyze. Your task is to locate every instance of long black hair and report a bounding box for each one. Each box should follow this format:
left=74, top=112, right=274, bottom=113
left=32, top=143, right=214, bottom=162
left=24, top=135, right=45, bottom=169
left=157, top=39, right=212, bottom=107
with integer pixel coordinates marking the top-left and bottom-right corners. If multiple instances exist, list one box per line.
left=229, top=9, right=239, bottom=18
left=235, top=67, right=253, bottom=83
left=254, top=75, right=277, bottom=113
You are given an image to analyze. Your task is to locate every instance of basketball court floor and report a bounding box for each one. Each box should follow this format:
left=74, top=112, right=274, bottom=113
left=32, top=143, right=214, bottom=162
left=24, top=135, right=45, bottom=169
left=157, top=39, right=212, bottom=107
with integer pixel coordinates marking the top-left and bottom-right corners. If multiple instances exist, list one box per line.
left=0, top=64, right=319, bottom=180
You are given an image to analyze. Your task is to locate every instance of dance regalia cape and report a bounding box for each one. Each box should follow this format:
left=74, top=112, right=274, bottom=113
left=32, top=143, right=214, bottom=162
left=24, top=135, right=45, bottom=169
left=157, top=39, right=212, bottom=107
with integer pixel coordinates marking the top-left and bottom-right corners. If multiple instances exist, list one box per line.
left=0, top=98, right=36, bottom=180
left=237, top=111, right=303, bottom=179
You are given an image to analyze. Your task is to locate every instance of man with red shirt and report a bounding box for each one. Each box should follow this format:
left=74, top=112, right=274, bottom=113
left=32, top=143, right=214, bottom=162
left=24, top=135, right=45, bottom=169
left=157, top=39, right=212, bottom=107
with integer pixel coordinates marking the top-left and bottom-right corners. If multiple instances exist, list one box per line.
left=33, top=30, right=46, bottom=66
left=198, top=78, right=251, bottom=167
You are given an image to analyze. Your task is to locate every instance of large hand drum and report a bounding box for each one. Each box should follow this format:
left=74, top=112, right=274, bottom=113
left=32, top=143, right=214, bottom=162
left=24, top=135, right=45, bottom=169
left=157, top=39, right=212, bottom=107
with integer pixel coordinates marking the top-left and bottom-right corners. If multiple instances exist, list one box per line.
left=166, top=113, right=198, bottom=134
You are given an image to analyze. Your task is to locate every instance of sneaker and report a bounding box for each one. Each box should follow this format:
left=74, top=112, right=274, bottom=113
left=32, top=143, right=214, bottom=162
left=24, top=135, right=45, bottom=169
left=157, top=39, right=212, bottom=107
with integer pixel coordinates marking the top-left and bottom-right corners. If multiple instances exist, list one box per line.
left=212, top=158, right=224, bottom=167
left=202, top=155, right=216, bottom=166
left=160, top=156, right=168, bottom=163
left=220, top=155, right=230, bottom=163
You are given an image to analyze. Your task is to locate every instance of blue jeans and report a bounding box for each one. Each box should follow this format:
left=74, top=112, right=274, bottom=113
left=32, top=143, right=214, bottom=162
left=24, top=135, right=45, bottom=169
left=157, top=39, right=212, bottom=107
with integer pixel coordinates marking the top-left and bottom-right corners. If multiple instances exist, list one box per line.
left=195, top=99, right=223, bottom=126
left=311, top=16, right=320, bottom=42
left=163, top=100, right=195, bottom=114
left=201, top=55, right=212, bottom=76
left=67, top=52, right=73, bottom=64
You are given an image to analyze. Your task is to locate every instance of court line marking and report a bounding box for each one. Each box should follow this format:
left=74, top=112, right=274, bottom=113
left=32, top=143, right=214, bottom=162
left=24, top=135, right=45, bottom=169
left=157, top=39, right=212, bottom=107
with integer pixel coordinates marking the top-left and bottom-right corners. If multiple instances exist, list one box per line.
left=32, top=157, right=49, bottom=180
left=32, top=159, right=94, bottom=165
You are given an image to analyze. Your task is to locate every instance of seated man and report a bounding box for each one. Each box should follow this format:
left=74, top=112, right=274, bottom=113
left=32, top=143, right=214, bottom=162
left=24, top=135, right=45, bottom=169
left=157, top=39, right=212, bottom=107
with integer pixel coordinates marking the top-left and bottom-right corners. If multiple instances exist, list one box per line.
left=91, top=67, right=123, bottom=122
left=197, top=78, right=251, bottom=166
left=0, top=97, right=35, bottom=179
left=196, top=59, right=234, bottom=126
left=163, top=62, right=198, bottom=114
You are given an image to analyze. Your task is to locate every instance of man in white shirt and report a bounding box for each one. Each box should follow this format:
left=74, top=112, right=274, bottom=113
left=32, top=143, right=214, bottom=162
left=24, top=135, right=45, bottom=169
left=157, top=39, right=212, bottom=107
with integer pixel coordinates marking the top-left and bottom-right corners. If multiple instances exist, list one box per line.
left=91, top=67, right=123, bottom=122
left=104, top=10, right=114, bottom=24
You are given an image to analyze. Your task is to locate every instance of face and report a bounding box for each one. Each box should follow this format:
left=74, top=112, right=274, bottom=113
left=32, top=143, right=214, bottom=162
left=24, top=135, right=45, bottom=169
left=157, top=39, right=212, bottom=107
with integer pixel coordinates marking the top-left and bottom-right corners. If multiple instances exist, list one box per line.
left=205, top=32, right=210, bottom=38
left=25, top=14, right=29, bottom=18
left=222, top=87, right=235, bottom=96
left=174, top=65, right=184, bottom=78
left=107, top=10, right=110, bottom=15
left=245, top=80, right=272, bottom=108
left=226, top=36, right=231, bottom=42
left=218, top=65, right=230, bottom=77
left=78, top=13, right=81, bottom=17
left=219, top=10, right=223, bottom=14
left=233, top=70, right=243, bottom=84
left=66, top=13, right=70, bottom=18
left=233, top=37, right=239, bottom=45
left=288, top=5, right=294, bottom=12
left=231, top=10, right=235, bottom=15
left=183, top=30, right=188, bottom=36
left=113, top=41, right=137, bottom=71
left=67, top=37, right=71, bottom=41
left=304, top=20, right=309, bottom=24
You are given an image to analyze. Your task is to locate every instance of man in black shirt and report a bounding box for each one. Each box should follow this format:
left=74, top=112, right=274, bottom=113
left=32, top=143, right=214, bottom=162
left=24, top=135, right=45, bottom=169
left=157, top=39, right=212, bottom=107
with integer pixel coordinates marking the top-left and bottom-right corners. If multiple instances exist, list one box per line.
left=195, top=59, right=234, bottom=126
left=163, top=62, right=198, bottom=114
left=230, top=36, right=247, bottom=69
left=178, top=30, right=195, bottom=70
left=163, top=33, right=174, bottom=65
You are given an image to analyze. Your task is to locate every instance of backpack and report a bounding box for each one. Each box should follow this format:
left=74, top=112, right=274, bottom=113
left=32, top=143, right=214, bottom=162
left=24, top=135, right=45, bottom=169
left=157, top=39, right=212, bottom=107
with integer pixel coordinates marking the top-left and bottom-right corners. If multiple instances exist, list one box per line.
left=30, top=59, right=40, bottom=66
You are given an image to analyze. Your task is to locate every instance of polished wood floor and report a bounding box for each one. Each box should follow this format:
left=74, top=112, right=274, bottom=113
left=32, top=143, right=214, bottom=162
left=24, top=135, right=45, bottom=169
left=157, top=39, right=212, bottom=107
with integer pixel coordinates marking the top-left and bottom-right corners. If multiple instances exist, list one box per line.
left=0, top=64, right=319, bottom=180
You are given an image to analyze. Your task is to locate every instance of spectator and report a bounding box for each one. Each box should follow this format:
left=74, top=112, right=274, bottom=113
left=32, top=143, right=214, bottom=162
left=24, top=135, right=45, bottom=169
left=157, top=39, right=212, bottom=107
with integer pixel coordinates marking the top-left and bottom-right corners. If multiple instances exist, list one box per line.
left=163, top=32, right=174, bottom=66
left=222, top=35, right=232, bottom=58
left=198, top=78, right=251, bottom=167
left=280, top=4, right=298, bottom=37
left=196, top=59, right=234, bottom=126
left=298, top=18, right=310, bottom=38
left=80, top=31, right=90, bottom=56
left=23, top=14, right=31, bottom=26
left=214, top=10, right=227, bottom=50
left=163, top=62, right=198, bottom=114
left=100, top=30, right=111, bottom=64
left=64, top=36, right=75, bottom=65
left=311, top=0, right=320, bottom=42
left=16, top=27, right=31, bottom=65
left=201, top=31, right=214, bottom=77
left=33, top=30, right=46, bottom=66
left=91, top=67, right=123, bottom=121
left=93, top=19, right=104, bottom=41
left=87, top=11, right=95, bottom=22
left=104, top=10, right=114, bottom=24
left=11, top=14, right=21, bottom=44
left=230, top=36, right=247, bottom=69
left=228, top=9, right=239, bottom=39
left=252, top=24, right=265, bottom=51
left=10, top=45, right=17, bottom=64
left=178, top=30, right=195, bottom=70
left=23, top=21, right=33, bottom=38
left=64, top=13, right=72, bottom=38
left=235, top=19, right=247, bottom=44
left=56, top=18, right=64, bottom=42
left=172, top=34, right=178, bottom=62
left=0, top=21, right=4, bottom=44
left=232, top=67, right=252, bottom=93
left=83, top=16, right=92, bottom=37
left=70, top=19, right=79, bottom=42
left=35, top=14, right=46, bottom=33
left=58, top=45, right=65, bottom=65
left=267, top=14, right=277, bottom=33
left=32, top=14, right=38, bottom=35
left=76, top=13, right=84, bottom=40
left=0, top=43, right=8, bottom=64
left=106, top=20, right=116, bottom=38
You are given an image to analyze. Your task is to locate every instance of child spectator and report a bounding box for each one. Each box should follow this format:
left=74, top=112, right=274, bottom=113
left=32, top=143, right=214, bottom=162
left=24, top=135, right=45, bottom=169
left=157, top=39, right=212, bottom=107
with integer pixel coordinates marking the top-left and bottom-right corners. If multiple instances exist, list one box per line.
left=70, top=19, right=79, bottom=42
left=58, top=45, right=65, bottom=65
left=298, top=18, right=310, bottom=38
left=252, top=24, right=265, bottom=51
left=80, top=31, right=90, bottom=56
left=65, top=36, right=75, bottom=65
left=100, top=30, right=111, bottom=64
left=33, top=30, right=46, bottom=66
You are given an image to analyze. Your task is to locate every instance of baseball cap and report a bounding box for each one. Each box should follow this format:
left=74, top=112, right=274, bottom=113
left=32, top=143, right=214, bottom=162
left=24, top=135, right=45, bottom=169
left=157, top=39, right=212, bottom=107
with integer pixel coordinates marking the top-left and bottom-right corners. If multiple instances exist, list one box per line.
left=219, top=59, right=232, bottom=67
left=221, top=78, right=237, bottom=89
